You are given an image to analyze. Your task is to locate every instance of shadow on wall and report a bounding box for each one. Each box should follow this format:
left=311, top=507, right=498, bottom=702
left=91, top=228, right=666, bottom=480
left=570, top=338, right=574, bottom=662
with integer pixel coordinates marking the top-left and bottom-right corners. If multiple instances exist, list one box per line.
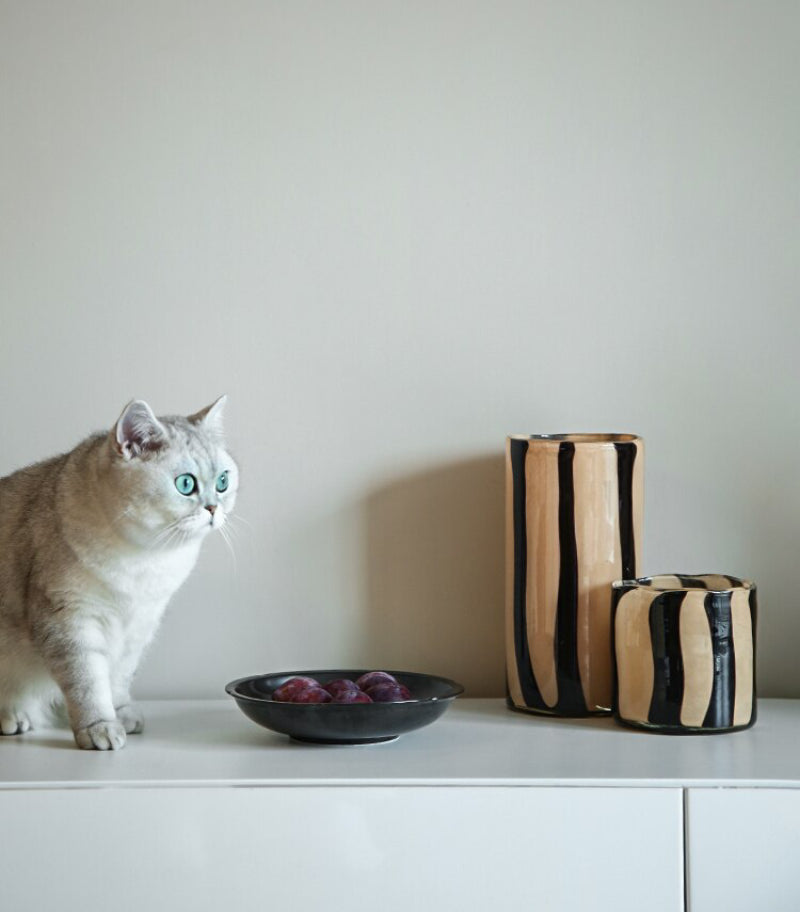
left=361, top=454, right=506, bottom=697
left=746, top=478, right=798, bottom=698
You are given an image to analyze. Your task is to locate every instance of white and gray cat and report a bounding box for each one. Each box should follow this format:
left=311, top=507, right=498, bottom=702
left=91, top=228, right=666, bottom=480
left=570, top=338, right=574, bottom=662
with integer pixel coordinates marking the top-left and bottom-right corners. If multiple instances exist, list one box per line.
left=0, top=397, right=238, bottom=750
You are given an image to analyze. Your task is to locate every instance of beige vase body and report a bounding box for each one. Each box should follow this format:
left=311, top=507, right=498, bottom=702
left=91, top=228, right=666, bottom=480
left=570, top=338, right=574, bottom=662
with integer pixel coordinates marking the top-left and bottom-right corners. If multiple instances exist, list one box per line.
left=506, top=434, right=644, bottom=716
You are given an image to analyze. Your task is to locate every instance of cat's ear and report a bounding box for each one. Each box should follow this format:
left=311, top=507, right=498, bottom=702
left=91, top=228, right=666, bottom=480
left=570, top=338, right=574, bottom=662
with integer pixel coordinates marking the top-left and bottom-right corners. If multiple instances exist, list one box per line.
left=187, top=395, right=227, bottom=439
left=113, top=400, right=167, bottom=460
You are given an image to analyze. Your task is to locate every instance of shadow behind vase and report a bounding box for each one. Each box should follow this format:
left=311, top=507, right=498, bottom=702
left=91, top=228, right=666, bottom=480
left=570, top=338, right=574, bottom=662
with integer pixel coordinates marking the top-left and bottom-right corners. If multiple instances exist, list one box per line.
left=364, top=455, right=506, bottom=696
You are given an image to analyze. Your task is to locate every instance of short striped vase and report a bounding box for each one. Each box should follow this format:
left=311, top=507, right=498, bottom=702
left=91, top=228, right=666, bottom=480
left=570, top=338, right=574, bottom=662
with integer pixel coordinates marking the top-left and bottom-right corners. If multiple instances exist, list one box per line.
left=612, top=575, right=757, bottom=733
left=505, top=433, right=644, bottom=716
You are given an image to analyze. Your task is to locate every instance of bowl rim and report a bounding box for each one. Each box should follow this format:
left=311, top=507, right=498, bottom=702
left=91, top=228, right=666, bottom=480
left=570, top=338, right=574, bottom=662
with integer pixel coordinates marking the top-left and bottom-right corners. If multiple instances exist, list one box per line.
left=225, top=669, right=465, bottom=705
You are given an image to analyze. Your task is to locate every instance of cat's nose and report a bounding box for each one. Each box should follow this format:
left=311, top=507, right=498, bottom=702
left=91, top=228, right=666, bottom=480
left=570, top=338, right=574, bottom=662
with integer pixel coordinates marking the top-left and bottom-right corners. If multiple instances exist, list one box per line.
left=205, top=505, right=217, bottom=516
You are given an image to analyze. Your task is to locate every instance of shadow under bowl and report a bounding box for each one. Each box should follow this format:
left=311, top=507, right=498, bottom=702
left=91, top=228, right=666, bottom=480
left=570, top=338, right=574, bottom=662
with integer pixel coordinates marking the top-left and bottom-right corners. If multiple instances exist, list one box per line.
left=225, top=669, right=464, bottom=745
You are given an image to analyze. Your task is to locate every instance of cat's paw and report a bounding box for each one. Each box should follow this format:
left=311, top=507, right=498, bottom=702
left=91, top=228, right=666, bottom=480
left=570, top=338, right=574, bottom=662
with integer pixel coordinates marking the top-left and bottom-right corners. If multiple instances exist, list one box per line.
left=74, top=719, right=127, bottom=751
left=0, top=709, right=32, bottom=735
left=116, top=703, right=144, bottom=734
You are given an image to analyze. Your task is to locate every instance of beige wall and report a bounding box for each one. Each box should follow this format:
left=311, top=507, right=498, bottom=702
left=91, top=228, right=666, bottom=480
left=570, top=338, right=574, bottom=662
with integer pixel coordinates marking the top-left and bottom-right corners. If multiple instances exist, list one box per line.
left=1, top=1, right=797, bottom=698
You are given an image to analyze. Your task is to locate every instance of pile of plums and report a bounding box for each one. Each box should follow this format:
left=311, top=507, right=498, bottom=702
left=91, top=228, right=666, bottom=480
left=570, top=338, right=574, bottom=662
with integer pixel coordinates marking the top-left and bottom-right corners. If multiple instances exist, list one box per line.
left=271, top=671, right=412, bottom=704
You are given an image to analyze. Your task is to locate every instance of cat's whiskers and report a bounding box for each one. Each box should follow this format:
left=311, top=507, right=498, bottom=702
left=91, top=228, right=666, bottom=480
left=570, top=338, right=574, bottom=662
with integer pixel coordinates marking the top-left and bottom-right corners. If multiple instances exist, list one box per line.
left=220, top=516, right=239, bottom=540
left=225, top=515, right=251, bottom=544
left=112, top=506, right=134, bottom=524
left=224, top=514, right=258, bottom=562
left=149, top=523, right=175, bottom=550
left=218, top=523, right=238, bottom=575
left=229, top=512, right=254, bottom=531
left=150, top=518, right=188, bottom=551
left=226, top=513, right=244, bottom=529
left=222, top=518, right=246, bottom=551
left=151, top=529, right=175, bottom=552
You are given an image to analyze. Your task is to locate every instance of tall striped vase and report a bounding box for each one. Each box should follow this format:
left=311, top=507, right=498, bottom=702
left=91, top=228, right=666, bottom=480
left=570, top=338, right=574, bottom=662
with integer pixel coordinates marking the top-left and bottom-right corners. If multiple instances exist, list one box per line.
left=612, top=575, right=757, bottom=733
left=505, top=433, right=644, bottom=716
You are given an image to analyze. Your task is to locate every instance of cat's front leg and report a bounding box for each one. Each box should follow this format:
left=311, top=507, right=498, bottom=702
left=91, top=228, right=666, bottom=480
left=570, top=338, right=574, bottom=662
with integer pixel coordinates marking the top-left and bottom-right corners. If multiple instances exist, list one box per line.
left=45, top=648, right=127, bottom=751
left=115, top=702, right=144, bottom=734
left=111, top=646, right=148, bottom=734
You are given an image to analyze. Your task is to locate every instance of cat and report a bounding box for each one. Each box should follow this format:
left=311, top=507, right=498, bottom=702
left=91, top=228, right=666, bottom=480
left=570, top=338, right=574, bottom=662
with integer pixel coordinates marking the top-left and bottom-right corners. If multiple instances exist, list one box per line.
left=0, top=397, right=238, bottom=750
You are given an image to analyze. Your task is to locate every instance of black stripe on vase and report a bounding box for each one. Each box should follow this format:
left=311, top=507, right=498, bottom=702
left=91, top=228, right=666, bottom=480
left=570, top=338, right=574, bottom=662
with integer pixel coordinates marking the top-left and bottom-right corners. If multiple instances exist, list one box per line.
left=554, top=441, right=586, bottom=714
left=702, top=591, right=735, bottom=728
left=509, top=439, right=547, bottom=711
left=648, top=591, right=687, bottom=726
left=678, top=575, right=707, bottom=589
left=748, top=586, right=759, bottom=727
left=609, top=584, right=626, bottom=722
left=614, top=442, right=637, bottom=581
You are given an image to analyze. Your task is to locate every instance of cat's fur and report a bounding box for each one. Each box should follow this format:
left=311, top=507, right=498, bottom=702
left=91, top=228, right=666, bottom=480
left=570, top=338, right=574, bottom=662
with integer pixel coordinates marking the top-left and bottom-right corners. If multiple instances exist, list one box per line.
left=0, top=397, right=238, bottom=750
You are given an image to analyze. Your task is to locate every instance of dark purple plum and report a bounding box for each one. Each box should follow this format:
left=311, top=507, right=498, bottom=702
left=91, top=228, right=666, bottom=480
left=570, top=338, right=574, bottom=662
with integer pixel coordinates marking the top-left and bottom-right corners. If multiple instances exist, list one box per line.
left=324, top=679, right=359, bottom=699
left=355, top=671, right=397, bottom=691
left=365, top=682, right=412, bottom=703
left=271, top=676, right=320, bottom=702
left=291, top=686, right=332, bottom=704
left=331, top=689, right=373, bottom=704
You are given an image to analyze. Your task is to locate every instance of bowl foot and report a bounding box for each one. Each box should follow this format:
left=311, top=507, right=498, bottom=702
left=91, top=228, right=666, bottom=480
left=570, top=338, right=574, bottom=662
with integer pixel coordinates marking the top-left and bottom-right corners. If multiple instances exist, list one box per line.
left=290, top=734, right=400, bottom=746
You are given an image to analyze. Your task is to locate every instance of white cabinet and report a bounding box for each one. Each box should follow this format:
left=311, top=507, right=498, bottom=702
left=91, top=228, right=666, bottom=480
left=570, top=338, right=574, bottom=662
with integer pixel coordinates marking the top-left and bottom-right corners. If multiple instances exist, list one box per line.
left=687, top=789, right=800, bottom=912
left=2, top=698, right=800, bottom=912
left=0, top=786, right=683, bottom=912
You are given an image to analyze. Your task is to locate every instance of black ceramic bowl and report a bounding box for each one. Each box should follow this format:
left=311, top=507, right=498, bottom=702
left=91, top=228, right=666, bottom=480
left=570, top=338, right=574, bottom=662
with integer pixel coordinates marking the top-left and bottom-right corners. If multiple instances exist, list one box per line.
left=225, top=669, right=464, bottom=744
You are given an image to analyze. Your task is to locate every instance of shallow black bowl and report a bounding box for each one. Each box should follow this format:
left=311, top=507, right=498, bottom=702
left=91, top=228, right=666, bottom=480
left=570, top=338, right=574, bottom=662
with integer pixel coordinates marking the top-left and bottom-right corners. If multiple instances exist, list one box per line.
left=225, top=669, right=464, bottom=744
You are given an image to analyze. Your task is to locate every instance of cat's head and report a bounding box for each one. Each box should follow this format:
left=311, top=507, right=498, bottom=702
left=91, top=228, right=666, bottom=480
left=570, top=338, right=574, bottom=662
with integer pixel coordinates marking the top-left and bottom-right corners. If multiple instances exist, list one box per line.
left=108, top=397, right=238, bottom=548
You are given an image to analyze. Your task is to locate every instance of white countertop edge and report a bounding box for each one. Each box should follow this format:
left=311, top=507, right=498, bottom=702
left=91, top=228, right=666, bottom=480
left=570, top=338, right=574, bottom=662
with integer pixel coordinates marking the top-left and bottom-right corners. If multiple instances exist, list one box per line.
left=2, top=779, right=799, bottom=791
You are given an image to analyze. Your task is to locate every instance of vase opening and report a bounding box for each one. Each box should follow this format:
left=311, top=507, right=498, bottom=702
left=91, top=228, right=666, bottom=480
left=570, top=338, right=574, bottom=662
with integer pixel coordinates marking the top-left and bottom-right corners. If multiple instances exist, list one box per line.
left=508, top=433, right=640, bottom=444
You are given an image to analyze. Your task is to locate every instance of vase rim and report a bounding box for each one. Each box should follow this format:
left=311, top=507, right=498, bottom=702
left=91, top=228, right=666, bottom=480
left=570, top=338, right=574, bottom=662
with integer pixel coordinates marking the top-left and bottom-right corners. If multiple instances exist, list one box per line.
left=507, top=433, right=641, bottom=443
left=613, top=574, right=755, bottom=593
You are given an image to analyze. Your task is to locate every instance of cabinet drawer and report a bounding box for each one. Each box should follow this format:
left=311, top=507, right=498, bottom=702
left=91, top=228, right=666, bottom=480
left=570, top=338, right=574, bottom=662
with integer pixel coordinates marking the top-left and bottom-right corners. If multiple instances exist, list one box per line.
left=687, top=788, right=800, bottom=912
left=0, top=786, right=682, bottom=912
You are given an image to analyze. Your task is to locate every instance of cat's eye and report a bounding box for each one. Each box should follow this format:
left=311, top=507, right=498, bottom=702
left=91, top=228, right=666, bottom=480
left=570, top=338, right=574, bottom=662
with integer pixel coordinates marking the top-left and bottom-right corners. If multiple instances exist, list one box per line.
left=175, top=474, right=197, bottom=496
left=216, top=471, right=229, bottom=493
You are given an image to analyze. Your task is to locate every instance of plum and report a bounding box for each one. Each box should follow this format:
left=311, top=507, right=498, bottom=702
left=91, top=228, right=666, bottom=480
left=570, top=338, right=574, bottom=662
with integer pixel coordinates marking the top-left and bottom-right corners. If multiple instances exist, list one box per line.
left=271, top=671, right=413, bottom=705
left=291, top=686, right=332, bottom=704
left=331, top=689, right=373, bottom=704
left=324, top=679, right=359, bottom=699
left=365, top=682, right=412, bottom=703
left=271, top=676, right=320, bottom=702
left=355, top=671, right=397, bottom=691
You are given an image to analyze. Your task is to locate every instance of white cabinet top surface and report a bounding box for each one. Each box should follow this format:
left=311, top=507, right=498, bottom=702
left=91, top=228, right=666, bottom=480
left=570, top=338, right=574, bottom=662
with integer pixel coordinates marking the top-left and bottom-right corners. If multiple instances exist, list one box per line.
left=1, top=698, right=797, bottom=790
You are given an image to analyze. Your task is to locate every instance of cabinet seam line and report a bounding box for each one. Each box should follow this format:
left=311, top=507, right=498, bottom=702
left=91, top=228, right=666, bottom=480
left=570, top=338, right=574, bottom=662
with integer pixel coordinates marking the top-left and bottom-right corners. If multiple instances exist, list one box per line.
left=683, top=787, right=689, bottom=912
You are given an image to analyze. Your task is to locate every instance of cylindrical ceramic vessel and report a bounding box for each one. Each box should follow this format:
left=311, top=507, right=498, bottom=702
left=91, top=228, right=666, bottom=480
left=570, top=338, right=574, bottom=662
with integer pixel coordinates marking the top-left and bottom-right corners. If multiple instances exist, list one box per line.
left=505, top=433, right=644, bottom=716
left=612, top=575, right=757, bottom=733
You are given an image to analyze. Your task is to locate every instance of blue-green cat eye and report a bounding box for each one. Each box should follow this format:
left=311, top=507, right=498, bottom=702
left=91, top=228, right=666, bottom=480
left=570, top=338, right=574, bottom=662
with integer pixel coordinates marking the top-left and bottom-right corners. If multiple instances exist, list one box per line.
left=216, top=471, right=229, bottom=493
left=175, top=474, right=197, bottom=496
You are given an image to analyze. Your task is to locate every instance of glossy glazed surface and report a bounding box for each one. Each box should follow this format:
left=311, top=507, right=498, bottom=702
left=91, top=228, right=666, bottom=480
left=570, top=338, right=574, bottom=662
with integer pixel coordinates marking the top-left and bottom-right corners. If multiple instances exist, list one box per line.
left=226, top=670, right=464, bottom=744
left=506, top=434, right=644, bottom=716
left=613, top=575, right=757, bottom=733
